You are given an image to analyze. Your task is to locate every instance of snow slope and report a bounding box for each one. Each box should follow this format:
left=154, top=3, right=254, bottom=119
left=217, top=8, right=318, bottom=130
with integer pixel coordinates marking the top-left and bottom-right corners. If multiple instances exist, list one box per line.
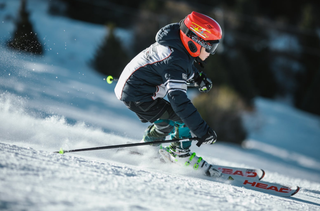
left=1, top=0, right=320, bottom=210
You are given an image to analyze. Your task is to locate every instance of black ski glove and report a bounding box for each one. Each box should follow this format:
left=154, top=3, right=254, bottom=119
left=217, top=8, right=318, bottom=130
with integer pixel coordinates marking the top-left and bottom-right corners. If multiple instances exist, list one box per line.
left=194, top=72, right=212, bottom=93
left=196, top=128, right=217, bottom=147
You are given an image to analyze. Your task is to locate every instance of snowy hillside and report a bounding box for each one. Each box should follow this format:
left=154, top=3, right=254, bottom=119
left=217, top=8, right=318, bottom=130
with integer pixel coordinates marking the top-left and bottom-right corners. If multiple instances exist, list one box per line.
left=1, top=0, right=320, bottom=210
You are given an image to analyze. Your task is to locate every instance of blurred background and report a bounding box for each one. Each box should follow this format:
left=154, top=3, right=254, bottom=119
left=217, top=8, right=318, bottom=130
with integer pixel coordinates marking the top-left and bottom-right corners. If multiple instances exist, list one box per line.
left=1, top=0, right=320, bottom=145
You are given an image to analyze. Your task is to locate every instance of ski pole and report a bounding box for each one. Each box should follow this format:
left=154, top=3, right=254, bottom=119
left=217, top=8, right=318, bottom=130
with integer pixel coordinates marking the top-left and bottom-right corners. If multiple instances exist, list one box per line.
left=54, top=138, right=199, bottom=154
left=103, top=75, right=198, bottom=87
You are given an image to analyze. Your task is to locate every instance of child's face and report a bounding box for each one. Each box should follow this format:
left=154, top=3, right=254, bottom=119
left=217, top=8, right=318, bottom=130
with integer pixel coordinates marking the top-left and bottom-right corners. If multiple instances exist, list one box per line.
left=199, top=47, right=210, bottom=61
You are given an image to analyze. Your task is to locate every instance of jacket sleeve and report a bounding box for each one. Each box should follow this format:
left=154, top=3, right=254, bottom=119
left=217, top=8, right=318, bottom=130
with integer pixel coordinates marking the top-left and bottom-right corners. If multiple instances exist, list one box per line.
left=163, top=62, right=209, bottom=138
left=167, top=90, right=209, bottom=138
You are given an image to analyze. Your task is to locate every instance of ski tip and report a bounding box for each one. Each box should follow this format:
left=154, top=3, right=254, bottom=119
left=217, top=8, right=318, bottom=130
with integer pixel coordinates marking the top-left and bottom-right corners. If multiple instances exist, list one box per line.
left=291, top=186, right=301, bottom=196
left=259, top=169, right=266, bottom=180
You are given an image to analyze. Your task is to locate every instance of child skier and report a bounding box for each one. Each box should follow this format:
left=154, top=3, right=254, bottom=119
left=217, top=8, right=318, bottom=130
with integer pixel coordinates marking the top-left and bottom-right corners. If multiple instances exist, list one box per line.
left=115, top=11, right=222, bottom=176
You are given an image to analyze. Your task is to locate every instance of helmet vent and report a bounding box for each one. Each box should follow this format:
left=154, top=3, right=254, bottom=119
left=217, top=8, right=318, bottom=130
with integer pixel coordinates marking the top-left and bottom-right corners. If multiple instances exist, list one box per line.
left=188, top=41, right=197, bottom=53
left=206, top=24, right=213, bottom=29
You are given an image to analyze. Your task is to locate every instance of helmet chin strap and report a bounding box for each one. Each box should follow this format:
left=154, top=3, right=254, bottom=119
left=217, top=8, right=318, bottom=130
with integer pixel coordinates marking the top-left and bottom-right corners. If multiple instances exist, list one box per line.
left=195, top=57, right=206, bottom=69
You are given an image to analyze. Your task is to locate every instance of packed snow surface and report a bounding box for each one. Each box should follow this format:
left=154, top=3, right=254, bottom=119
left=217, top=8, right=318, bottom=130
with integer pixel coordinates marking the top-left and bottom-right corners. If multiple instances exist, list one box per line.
left=1, top=0, right=320, bottom=210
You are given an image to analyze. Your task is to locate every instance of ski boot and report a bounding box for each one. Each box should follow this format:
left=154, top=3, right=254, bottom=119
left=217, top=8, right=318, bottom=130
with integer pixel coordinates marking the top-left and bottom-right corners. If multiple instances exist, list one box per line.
left=159, top=144, right=222, bottom=178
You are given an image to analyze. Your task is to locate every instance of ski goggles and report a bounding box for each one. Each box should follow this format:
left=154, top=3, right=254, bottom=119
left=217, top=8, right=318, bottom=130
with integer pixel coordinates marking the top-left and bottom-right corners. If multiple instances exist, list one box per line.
left=190, top=33, right=219, bottom=55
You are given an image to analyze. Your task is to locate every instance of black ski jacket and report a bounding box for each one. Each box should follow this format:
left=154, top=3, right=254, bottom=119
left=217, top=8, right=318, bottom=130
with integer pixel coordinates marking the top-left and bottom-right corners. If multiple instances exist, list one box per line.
left=115, top=23, right=210, bottom=138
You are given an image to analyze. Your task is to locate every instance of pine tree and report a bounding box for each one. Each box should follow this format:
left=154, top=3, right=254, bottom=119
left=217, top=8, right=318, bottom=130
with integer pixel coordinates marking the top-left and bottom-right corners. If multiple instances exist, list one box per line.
left=294, top=4, right=320, bottom=115
left=90, top=23, right=129, bottom=77
left=300, top=68, right=320, bottom=115
left=231, top=0, right=276, bottom=101
left=7, top=0, right=43, bottom=55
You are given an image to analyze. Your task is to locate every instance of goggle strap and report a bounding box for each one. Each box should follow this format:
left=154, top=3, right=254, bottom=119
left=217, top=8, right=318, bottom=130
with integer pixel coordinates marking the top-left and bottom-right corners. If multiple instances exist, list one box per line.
left=179, top=19, right=189, bottom=35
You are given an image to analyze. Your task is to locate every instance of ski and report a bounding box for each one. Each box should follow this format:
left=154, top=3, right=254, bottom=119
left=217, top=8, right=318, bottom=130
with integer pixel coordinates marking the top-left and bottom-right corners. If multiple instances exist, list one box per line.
left=185, top=163, right=299, bottom=197
left=210, top=164, right=265, bottom=181
left=158, top=148, right=300, bottom=197
left=227, top=177, right=301, bottom=197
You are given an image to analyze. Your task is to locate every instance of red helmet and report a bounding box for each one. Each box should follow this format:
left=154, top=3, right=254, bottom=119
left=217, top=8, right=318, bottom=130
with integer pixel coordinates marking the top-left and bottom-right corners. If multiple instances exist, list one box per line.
left=180, top=11, right=222, bottom=57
